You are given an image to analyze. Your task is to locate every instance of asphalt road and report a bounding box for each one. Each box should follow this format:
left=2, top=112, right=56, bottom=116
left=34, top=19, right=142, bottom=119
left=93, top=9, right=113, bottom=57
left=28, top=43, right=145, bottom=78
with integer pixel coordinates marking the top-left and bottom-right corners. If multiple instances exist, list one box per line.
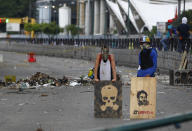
left=0, top=51, right=192, bottom=131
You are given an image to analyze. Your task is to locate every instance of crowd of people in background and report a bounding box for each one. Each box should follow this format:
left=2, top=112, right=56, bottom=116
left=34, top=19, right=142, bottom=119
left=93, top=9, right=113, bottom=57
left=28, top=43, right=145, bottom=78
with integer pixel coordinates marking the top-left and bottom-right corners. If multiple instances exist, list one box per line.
left=160, top=17, right=191, bottom=53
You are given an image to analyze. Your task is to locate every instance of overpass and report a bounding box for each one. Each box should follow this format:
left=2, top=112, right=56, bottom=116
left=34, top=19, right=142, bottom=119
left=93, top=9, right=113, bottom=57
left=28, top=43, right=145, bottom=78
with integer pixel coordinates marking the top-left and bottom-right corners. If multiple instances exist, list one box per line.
left=78, top=0, right=192, bottom=35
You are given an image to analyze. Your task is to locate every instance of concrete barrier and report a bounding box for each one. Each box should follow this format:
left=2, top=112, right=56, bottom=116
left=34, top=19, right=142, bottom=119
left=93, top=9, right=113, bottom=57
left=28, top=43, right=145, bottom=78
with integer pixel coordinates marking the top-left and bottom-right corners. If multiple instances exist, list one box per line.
left=0, top=41, right=191, bottom=73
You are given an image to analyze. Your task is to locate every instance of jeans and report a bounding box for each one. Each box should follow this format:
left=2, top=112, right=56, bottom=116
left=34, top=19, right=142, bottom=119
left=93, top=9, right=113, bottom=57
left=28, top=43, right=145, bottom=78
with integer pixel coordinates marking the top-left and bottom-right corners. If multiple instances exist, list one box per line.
left=160, top=37, right=169, bottom=51
left=177, top=39, right=190, bottom=53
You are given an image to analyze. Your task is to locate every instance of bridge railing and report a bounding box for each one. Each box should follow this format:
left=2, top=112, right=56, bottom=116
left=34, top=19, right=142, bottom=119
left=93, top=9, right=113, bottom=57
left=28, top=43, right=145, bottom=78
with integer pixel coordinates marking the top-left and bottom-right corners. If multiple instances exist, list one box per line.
left=91, top=112, right=192, bottom=131
left=1, top=37, right=192, bottom=52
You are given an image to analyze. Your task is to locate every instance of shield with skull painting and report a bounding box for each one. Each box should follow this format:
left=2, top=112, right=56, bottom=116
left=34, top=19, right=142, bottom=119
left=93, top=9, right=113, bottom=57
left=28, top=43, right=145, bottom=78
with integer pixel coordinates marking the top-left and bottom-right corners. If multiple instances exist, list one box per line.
left=94, top=81, right=122, bottom=118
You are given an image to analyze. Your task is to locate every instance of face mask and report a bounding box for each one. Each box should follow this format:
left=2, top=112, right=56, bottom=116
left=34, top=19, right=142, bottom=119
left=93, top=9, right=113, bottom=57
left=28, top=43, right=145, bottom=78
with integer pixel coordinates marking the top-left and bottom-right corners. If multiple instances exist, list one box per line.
left=140, top=45, right=143, bottom=50
left=143, top=45, right=147, bottom=49
left=143, top=43, right=150, bottom=49
left=102, top=54, right=108, bottom=62
left=102, top=48, right=109, bottom=62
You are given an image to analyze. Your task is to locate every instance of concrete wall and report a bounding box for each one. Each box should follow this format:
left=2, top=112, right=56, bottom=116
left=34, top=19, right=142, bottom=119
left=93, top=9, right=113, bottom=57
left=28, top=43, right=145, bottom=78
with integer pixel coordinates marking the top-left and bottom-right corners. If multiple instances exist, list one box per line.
left=0, top=41, right=192, bottom=73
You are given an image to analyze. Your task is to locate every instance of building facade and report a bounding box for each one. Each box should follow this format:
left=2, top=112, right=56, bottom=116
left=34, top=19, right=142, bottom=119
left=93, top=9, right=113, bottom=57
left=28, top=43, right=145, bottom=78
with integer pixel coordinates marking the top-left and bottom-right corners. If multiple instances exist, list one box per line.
left=36, top=0, right=192, bottom=35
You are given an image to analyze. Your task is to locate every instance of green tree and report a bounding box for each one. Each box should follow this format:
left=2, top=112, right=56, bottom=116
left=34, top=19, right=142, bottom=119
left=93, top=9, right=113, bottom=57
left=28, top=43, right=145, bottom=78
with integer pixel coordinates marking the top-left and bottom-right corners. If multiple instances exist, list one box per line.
left=65, top=24, right=80, bottom=36
left=32, top=23, right=42, bottom=34
left=0, top=0, right=36, bottom=18
left=173, top=10, right=192, bottom=30
left=24, top=23, right=33, bottom=32
left=41, top=22, right=61, bottom=38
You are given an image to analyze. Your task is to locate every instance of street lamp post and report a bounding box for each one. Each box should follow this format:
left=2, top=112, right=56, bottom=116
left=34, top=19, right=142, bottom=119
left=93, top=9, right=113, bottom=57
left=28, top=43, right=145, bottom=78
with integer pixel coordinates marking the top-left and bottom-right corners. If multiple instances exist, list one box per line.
left=53, top=10, right=57, bottom=23
left=127, top=0, right=130, bottom=37
left=105, top=9, right=108, bottom=39
left=78, top=0, right=80, bottom=40
left=52, top=5, right=56, bottom=22
left=178, top=0, right=181, bottom=18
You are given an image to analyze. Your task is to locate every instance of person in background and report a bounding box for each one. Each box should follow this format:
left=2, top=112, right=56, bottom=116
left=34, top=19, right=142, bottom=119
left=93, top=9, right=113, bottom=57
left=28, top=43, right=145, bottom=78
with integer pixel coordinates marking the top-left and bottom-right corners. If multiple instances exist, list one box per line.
left=137, top=36, right=157, bottom=77
left=160, top=19, right=177, bottom=51
left=94, top=45, right=116, bottom=82
left=177, top=17, right=190, bottom=53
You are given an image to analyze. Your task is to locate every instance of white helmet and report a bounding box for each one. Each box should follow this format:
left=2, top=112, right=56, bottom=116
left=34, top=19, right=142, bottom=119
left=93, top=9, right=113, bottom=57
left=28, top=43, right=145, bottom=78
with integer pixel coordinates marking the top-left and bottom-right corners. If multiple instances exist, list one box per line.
left=182, top=17, right=188, bottom=24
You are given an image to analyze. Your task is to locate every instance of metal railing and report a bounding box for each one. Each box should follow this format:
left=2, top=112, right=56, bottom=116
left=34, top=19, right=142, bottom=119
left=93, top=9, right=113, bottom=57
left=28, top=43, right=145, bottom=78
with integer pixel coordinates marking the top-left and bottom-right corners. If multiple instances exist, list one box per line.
left=1, top=37, right=192, bottom=52
left=93, top=112, right=192, bottom=131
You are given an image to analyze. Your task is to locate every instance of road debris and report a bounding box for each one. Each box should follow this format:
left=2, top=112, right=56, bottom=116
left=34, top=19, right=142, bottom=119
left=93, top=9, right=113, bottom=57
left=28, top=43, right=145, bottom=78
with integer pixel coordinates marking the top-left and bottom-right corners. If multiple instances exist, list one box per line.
left=41, top=93, right=48, bottom=97
left=0, top=72, right=93, bottom=89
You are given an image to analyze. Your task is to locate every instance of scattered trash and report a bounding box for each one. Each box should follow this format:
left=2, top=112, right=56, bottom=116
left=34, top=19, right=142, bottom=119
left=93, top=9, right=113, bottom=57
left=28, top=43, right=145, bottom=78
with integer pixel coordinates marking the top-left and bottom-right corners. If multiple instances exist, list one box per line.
left=18, top=103, right=25, bottom=106
left=19, top=82, right=30, bottom=89
left=41, top=93, right=48, bottom=97
left=16, top=72, right=68, bottom=88
left=36, top=128, right=43, bottom=131
left=42, top=83, right=50, bottom=87
left=69, top=81, right=80, bottom=87
left=0, top=72, right=94, bottom=89
left=88, top=68, right=94, bottom=79
left=0, top=80, right=6, bottom=87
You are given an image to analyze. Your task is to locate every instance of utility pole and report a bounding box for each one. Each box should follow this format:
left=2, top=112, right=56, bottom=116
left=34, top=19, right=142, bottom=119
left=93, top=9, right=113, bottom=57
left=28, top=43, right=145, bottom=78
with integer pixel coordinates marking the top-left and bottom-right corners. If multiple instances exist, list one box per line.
left=178, top=0, right=181, bottom=19
left=127, top=0, right=130, bottom=37
left=77, top=0, right=80, bottom=40
left=183, top=0, right=186, bottom=12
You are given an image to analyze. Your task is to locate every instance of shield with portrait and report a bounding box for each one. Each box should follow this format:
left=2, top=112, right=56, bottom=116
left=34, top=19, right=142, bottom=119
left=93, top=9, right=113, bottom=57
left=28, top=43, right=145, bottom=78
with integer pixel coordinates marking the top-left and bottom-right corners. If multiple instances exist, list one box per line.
left=130, top=77, right=156, bottom=119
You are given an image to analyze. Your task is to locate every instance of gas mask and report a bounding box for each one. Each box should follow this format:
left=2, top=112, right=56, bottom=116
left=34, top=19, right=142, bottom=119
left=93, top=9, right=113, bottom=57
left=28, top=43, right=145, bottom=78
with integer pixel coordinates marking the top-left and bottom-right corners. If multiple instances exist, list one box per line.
left=142, top=43, right=150, bottom=49
left=102, top=48, right=109, bottom=62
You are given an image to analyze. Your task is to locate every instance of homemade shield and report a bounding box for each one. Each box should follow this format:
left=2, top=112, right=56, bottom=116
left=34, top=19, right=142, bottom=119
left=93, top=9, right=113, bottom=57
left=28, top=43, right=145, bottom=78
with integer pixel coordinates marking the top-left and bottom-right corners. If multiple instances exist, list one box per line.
left=94, top=81, right=122, bottom=118
left=130, top=77, right=156, bottom=119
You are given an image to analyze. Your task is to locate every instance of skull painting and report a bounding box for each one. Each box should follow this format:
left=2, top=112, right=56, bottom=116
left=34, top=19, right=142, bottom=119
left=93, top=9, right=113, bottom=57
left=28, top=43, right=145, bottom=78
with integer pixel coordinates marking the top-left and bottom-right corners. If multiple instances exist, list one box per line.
left=100, top=85, right=119, bottom=111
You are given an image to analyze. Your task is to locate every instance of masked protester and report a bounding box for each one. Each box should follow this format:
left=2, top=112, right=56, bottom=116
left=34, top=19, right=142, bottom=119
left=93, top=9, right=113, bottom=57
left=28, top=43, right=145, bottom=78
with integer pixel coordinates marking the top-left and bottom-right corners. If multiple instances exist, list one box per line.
left=94, top=45, right=116, bottom=82
left=137, top=36, right=157, bottom=77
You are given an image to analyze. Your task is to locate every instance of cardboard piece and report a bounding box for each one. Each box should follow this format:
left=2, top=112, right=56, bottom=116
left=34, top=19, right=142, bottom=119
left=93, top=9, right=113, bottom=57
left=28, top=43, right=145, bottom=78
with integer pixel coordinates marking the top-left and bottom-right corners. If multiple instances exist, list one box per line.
left=130, top=77, right=156, bottom=119
left=94, top=81, right=122, bottom=118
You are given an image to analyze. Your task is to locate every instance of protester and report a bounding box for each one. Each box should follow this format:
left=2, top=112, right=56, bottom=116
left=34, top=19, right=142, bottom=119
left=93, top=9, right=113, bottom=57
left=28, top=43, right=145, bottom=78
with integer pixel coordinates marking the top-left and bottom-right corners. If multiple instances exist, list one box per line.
left=137, top=36, right=157, bottom=77
left=177, top=17, right=190, bottom=53
left=160, top=19, right=177, bottom=51
left=94, top=45, right=116, bottom=81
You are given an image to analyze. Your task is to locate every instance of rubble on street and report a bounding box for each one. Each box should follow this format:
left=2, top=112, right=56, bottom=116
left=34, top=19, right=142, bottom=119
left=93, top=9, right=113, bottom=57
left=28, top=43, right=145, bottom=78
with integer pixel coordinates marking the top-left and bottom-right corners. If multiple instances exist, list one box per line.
left=1, top=72, right=92, bottom=90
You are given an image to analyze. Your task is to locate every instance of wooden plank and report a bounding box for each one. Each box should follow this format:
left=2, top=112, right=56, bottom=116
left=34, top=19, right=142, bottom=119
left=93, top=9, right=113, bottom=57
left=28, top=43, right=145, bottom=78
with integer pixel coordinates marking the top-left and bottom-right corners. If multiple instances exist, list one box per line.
left=94, top=81, right=122, bottom=118
left=183, top=58, right=188, bottom=69
left=130, top=77, right=156, bottom=119
left=179, top=51, right=187, bottom=70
